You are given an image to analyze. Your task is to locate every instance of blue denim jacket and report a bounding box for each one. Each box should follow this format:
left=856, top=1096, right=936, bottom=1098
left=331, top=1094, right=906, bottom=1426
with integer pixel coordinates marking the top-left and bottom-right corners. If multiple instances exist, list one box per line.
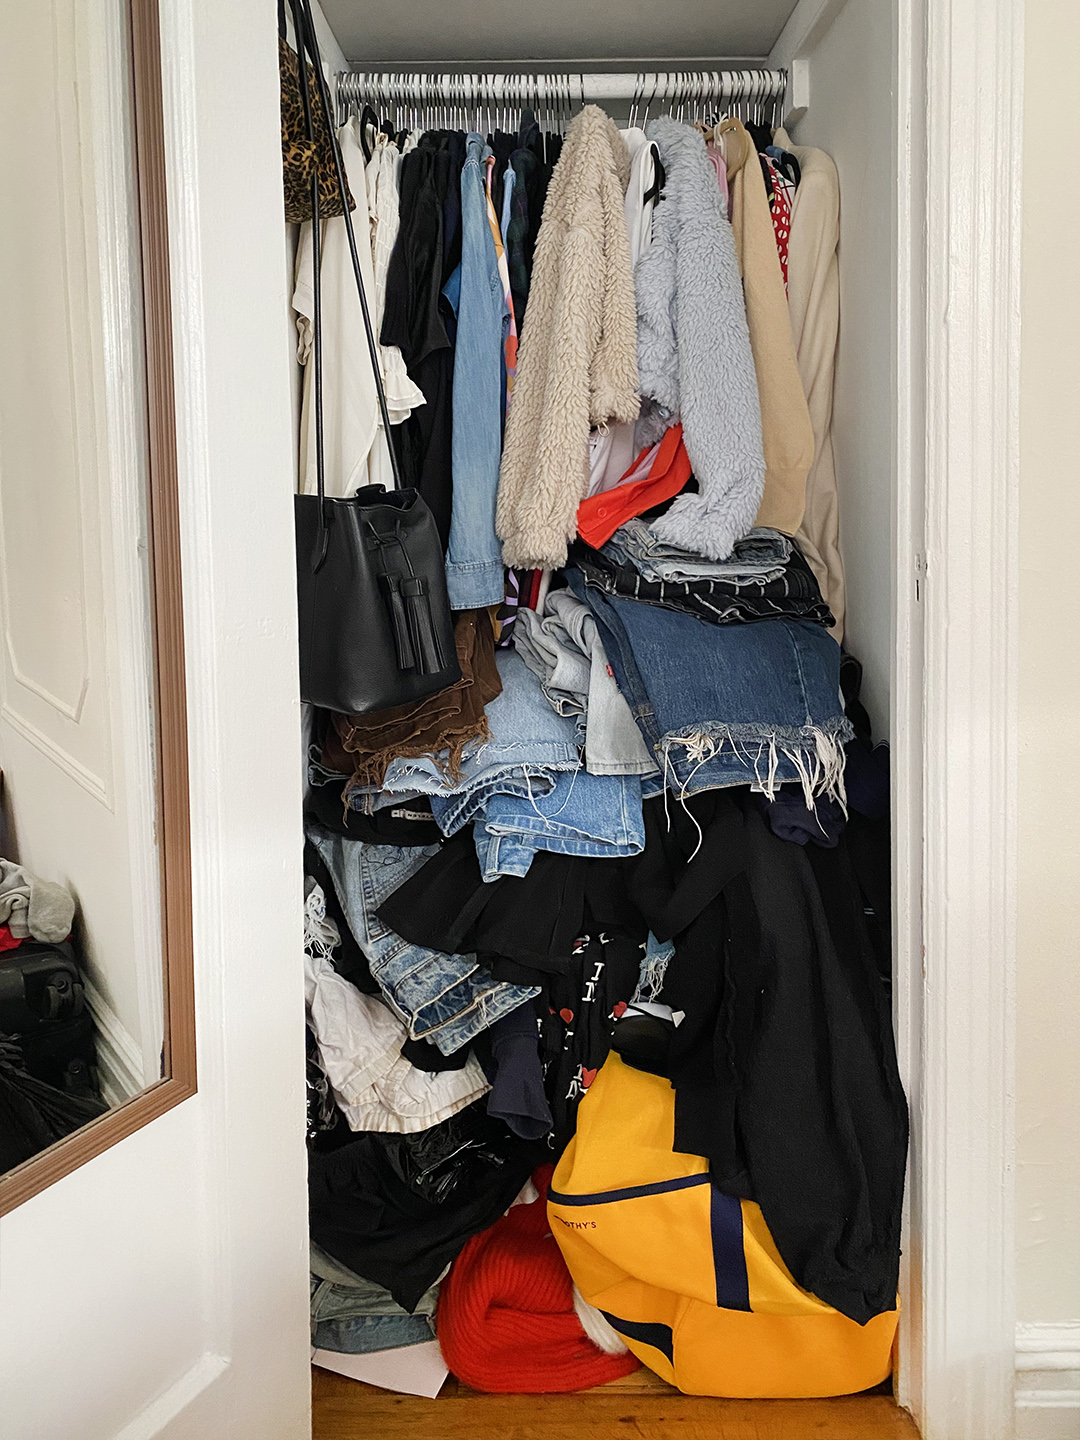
left=443, top=134, right=508, bottom=608
left=309, top=827, right=538, bottom=1054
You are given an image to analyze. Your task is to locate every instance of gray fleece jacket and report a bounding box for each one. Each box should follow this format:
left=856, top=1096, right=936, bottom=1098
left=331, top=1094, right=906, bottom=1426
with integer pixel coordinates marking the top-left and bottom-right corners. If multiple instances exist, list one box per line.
left=635, top=117, right=765, bottom=561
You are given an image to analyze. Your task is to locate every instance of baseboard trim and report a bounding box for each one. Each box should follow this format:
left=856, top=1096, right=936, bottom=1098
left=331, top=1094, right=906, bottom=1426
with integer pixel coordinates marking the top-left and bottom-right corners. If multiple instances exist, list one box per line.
left=85, top=980, right=146, bottom=1106
left=1015, top=1324, right=1080, bottom=1440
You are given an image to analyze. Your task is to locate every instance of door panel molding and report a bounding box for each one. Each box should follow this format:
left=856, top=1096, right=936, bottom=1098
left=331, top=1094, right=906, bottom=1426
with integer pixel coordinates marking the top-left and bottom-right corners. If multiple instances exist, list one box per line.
left=0, top=703, right=111, bottom=808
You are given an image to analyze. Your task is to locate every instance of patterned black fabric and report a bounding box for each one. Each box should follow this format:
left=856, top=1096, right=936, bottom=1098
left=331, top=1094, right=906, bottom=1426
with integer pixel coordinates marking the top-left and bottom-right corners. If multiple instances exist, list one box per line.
left=569, top=538, right=836, bottom=629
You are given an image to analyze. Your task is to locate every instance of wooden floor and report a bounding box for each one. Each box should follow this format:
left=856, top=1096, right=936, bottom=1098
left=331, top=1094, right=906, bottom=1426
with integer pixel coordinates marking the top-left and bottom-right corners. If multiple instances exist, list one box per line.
left=312, top=1363, right=922, bottom=1439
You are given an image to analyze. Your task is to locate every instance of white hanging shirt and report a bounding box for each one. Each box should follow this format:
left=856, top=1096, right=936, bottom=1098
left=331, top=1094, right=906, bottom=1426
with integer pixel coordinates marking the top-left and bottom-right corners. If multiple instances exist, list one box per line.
left=294, top=120, right=422, bottom=497
left=622, top=126, right=660, bottom=269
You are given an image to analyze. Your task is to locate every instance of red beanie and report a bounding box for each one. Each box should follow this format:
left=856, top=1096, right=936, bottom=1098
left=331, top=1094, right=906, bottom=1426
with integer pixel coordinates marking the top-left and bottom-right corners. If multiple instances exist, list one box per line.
left=437, top=1166, right=640, bottom=1393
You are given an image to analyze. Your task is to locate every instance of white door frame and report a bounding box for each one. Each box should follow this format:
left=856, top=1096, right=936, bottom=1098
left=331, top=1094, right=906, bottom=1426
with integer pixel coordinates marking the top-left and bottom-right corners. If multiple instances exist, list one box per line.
left=775, top=1, right=1023, bottom=1436
left=898, top=0, right=1021, bottom=1436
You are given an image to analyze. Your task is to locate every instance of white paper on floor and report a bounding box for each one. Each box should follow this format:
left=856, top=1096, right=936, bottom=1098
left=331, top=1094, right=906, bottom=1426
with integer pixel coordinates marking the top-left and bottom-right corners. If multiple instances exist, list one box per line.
left=311, top=1340, right=449, bottom=1398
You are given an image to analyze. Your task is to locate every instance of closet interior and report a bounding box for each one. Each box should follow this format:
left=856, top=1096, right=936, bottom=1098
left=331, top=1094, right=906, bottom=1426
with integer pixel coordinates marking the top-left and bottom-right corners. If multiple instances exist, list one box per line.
left=285, top=0, right=908, bottom=1428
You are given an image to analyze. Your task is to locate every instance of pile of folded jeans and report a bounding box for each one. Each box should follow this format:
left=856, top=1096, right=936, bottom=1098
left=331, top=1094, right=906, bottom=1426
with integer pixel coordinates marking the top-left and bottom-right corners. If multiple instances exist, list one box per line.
left=564, top=565, right=850, bottom=803
left=342, top=648, right=650, bottom=881
left=572, top=527, right=835, bottom=628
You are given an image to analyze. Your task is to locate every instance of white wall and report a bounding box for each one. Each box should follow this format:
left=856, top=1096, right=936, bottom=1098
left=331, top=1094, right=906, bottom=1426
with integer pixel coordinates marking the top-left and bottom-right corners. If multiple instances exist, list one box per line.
left=1017, top=0, right=1080, bottom=1341
left=790, top=0, right=894, bottom=738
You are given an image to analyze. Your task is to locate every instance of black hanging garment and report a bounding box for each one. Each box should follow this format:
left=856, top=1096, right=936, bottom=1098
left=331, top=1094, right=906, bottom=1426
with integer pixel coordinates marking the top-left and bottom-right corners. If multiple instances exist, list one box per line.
left=379, top=139, right=460, bottom=548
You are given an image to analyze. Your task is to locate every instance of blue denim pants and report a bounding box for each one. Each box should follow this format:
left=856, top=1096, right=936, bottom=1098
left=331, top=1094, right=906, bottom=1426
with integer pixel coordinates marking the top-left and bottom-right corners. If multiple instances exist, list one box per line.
left=568, top=569, right=851, bottom=804
left=473, top=768, right=645, bottom=879
left=310, top=827, right=538, bottom=1054
left=310, top=1275, right=436, bottom=1355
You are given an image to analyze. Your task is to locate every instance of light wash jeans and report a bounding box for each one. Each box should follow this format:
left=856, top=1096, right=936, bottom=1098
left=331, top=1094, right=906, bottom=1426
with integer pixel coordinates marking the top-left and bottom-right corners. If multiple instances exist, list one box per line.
left=514, top=589, right=659, bottom=777
left=310, top=1274, right=436, bottom=1354
left=474, top=767, right=645, bottom=879
left=309, top=827, right=538, bottom=1054
left=349, top=649, right=581, bottom=826
left=443, top=133, right=508, bottom=608
left=609, top=519, right=791, bottom=584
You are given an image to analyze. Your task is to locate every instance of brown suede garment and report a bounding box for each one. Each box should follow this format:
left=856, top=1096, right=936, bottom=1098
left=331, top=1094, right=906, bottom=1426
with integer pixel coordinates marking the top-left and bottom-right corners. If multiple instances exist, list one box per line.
left=324, top=610, right=501, bottom=790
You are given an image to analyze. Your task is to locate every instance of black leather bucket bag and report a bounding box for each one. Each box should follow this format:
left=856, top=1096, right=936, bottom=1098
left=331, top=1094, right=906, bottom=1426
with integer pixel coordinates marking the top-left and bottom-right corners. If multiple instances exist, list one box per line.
left=290, top=0, right=459, bottom=714
left=296, top=486, right=458, bottom=713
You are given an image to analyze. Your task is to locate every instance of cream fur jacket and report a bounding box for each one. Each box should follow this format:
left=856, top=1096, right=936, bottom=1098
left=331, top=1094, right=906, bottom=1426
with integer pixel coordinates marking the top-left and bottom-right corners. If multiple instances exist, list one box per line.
left=496, top=106, right=640, bottom=571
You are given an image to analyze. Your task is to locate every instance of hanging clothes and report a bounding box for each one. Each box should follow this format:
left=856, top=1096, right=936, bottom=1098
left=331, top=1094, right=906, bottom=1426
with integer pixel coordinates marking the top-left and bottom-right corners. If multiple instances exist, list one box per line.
left=704, top=139, right=730, bottom=217
left=497, top=106, right=640, bottom=572
left=294, top=118, right=403, bottom=497
left=487, top=155, right=518, bottom=412
left=364, top=131, right=427, bottom=490
left=442, top=135, right=508, bottom=608
left=774, top=128, right=847, bottom=639
left=635, top=118, right=765, bottom=562
left=504, top=148, right=534, bottom=326
left=586, top=127, right=662, bottom=499
left=577, top=424, right=692, bottom=550
left=761, top=154, right=794, bottom=291
left=718, top=117, right=814, bottom=539
left=380, top=137, right=461, bottom=547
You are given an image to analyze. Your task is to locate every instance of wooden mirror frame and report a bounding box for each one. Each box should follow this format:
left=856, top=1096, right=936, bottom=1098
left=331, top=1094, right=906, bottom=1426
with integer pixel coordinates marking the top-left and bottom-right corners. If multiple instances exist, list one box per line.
left=0, top=0, right=195, bottom=1215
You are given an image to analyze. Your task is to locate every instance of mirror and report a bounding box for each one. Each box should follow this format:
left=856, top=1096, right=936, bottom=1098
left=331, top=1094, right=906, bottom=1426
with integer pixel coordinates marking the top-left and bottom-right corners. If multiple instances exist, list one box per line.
left=0, top=0, right=193, bottom=1211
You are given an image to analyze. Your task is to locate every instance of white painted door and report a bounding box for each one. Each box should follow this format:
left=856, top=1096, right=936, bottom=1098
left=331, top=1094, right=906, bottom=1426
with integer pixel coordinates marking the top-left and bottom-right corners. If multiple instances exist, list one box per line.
left=0, top=0, right=311, bottom=1435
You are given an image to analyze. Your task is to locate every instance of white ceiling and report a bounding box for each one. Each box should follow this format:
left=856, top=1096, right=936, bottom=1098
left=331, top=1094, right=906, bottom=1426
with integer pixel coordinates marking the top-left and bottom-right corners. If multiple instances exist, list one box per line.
left=320, top=0, right=801, bottom=65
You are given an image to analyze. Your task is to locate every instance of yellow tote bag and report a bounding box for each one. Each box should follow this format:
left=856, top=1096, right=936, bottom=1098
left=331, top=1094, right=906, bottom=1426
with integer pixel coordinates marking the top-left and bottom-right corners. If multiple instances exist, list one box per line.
left=549, top=1055, right=898, bottom=1397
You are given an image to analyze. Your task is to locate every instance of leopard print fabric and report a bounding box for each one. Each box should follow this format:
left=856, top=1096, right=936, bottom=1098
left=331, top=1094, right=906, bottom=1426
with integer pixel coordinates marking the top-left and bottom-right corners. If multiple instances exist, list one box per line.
left=279, top=36, right=354, bottom=224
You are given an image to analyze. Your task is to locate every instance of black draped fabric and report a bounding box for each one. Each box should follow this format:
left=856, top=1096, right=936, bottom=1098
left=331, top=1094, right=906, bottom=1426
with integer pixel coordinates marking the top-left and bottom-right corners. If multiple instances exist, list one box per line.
left=621, top=791, right=907, bottom=1325
left=308, top=1104, right=539, bottom=1311
left=487, top=129, right=517, bottom=220
left=377, top=825, right=640, bottom=976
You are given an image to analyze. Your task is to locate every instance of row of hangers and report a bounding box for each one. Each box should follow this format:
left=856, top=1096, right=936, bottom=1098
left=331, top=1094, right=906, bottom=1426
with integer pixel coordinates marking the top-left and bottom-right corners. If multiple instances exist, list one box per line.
left=336, top=69, right=786, bottom=139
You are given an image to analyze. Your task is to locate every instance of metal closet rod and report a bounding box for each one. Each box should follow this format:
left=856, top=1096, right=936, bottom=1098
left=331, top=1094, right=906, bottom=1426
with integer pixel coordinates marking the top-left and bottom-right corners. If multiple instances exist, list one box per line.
left=336, top=67, right=787, bottom=117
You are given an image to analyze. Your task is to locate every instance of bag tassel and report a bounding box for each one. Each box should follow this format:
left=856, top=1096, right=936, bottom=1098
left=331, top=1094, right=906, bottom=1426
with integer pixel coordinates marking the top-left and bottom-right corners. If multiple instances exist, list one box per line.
left=382, top=575, right=417, bottom=672
left=402, top=576, right=446, bottom=675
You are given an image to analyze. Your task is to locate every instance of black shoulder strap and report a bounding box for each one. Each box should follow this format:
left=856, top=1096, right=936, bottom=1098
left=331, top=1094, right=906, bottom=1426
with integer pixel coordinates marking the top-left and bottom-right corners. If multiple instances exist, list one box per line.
left=289, top=0, right=403, bottom=562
